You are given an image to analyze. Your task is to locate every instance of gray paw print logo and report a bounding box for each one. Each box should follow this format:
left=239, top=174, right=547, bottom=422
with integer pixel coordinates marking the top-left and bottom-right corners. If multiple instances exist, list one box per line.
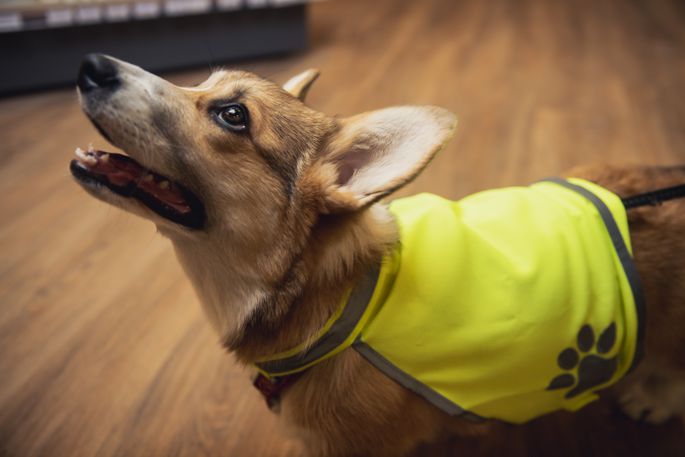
left=546, top=323, right=618, bottom=398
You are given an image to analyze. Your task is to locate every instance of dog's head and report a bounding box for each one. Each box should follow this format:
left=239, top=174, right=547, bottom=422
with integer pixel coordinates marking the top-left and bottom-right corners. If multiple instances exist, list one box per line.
left=71, top=54, right=456, bottom=338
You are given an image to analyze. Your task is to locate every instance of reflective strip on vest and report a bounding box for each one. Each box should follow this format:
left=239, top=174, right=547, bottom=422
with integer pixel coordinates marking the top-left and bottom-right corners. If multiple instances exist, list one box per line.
left=254, top=265, right=381, bottom=377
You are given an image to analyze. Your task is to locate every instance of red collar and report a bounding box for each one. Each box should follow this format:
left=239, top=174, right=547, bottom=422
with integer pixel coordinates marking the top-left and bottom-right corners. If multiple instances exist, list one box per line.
left=253, top=372, right=304, bottom=410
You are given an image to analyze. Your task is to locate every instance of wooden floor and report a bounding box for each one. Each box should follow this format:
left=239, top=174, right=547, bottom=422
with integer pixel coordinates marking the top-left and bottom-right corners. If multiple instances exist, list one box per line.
left=2, top=0, right=685, bottom=455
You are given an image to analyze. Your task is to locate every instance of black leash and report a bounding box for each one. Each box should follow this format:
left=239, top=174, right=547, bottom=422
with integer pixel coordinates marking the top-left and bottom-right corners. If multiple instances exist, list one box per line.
left=621, top=183, right=685, bottom=209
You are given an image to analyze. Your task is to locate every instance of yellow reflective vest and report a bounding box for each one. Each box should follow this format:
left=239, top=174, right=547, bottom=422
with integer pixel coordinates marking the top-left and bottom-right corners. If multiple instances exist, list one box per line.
left=255, top=178, right=644, bottom=423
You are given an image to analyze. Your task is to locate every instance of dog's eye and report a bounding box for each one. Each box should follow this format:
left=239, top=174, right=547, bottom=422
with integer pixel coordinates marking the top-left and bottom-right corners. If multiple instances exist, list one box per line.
left=216, top=104, right=248, bottom=132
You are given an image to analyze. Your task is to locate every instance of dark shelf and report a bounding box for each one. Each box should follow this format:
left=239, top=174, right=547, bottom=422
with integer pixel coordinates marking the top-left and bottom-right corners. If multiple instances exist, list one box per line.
left=0, top=1, right=309, bottom=95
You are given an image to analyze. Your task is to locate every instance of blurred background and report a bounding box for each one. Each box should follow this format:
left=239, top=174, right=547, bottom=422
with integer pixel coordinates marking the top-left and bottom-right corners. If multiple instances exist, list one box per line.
left=1, top=0, right=684, bottom=456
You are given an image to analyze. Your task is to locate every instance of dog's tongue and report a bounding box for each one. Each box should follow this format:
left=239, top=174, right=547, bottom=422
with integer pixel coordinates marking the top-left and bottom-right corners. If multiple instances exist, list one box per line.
left=75, top=147, right=191, bottom=213
left=81, top=149, right=142, bottom=186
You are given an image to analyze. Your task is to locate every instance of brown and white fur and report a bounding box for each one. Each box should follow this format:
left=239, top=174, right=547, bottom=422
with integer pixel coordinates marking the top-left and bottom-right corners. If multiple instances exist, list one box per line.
left=73, top=55, right=685, bottom=457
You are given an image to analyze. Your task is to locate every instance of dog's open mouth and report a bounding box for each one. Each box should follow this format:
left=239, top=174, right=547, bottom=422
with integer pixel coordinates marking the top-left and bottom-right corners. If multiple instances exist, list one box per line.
left=70, top=147, right=205, bottom=229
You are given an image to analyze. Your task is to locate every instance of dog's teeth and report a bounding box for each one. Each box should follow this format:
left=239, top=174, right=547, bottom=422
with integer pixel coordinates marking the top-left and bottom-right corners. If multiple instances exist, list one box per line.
left=100, top=153, right=109, bottom=163
left=159, top=180, right=170, bottom=189
left=142, top=174, right=154, bottom=183
left=75, top=147, right=97, bottom=165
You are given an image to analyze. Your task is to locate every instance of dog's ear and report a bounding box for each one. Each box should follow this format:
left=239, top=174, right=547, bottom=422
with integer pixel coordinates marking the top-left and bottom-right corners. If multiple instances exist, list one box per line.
left=283, top=69, right=320, bottom=101
left=320, top=106, right=456, bottom=213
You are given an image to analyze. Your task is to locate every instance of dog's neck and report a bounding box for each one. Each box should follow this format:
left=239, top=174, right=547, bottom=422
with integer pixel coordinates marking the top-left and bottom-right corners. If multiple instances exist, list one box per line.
left=169, top=203, right=398, bottom=364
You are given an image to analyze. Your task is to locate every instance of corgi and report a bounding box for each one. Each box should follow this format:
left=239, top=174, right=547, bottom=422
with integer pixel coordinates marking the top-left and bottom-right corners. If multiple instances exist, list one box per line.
left=71, top=54, right=685, bottom=457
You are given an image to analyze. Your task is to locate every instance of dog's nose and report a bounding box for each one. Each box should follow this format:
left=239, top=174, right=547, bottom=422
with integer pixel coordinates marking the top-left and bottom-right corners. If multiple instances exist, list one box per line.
left=78, top=54, right=119, bottom=92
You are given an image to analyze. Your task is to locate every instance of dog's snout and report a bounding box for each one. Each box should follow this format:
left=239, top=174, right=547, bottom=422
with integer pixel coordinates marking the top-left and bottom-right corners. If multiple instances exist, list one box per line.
left=78, top=54, right=119, bottom=93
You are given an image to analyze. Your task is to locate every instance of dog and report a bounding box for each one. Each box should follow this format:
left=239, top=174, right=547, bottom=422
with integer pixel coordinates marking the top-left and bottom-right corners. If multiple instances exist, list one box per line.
left=71, top=54, right=685, bottom=456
